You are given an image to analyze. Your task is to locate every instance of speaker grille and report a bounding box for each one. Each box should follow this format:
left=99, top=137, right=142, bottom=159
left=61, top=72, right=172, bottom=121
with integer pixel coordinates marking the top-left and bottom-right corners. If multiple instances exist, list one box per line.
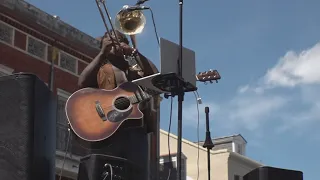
left=0, top=73, right=56, bottom=180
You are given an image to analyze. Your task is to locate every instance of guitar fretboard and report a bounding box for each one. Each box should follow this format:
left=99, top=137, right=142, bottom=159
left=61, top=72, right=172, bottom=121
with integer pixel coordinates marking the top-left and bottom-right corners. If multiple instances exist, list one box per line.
left=128, top=87, right=161, bottom=104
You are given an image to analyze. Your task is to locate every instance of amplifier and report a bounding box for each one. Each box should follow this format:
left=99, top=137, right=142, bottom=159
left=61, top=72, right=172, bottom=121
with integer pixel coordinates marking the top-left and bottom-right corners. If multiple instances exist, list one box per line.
left=0, top=73, right=56, bottom=180
left=77, top=154, right=142, bottom=180
left=243, top=166, right=303, bottom=180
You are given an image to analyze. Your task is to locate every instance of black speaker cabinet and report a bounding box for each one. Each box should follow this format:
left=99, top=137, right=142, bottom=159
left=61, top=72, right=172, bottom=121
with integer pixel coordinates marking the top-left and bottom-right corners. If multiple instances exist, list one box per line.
left=77, top=154, right=142, bottom=180
left=243, top=166, right=303, bottom=180
left=0, top=73, right=56, bottom=180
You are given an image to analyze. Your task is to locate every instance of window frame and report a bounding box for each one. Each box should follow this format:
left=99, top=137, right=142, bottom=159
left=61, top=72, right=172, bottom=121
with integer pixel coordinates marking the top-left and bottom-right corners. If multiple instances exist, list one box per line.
left=0, top=64, right=14, bottom=76
left=0, top=21, right=15, bottom=45
left=26, top=35, right=48, bottom=61
left=59, top=51, right=79, bottom=75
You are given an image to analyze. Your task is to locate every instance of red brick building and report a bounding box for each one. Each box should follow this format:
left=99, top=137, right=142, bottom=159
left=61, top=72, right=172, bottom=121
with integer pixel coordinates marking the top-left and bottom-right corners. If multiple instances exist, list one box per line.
left=0, top=0, right=160, bottom=179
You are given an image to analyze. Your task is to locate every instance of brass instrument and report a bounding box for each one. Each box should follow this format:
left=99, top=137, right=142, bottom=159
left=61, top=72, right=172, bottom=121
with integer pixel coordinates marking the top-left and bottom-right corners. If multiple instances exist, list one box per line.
left=115, top=5, right=146, bottom=36
left=94, top=0, right=147, bottom=51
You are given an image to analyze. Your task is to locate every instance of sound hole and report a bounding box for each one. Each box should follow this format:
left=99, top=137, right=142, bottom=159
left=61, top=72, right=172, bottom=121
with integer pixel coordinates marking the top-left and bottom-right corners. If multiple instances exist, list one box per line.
left=114, top=97, right=131, bottom=110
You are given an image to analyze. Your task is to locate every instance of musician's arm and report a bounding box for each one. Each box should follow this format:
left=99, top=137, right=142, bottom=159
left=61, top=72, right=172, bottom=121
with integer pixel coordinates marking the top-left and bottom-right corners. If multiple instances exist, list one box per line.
left=78, top=53, right=105, bottom=89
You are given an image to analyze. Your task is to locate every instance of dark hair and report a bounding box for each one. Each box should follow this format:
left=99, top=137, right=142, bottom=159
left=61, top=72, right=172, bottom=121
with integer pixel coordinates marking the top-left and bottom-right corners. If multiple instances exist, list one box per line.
left=98, top=30, right=129, bottom=49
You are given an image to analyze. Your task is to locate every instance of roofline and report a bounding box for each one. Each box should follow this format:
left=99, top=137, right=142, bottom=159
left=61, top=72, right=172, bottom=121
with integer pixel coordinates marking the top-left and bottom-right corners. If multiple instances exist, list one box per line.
left=197, top=133, right=248, bottom=144
left=160, top=129, right=233, bottom=156
left=160, top=129, right=207, bottom=151
left=1, top=0, right=100, bottom=59
left=159, top=152, right=188, bottom=159
left=228, top=152, right=263, bottom=168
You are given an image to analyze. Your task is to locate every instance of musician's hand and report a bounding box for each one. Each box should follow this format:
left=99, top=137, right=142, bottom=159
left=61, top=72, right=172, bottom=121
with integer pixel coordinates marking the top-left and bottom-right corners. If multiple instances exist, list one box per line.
left=100, top=34, right=135, bottom=57
left=100, top=37, right=113, bottom=55
left=120, top=42, right=135, bottom=55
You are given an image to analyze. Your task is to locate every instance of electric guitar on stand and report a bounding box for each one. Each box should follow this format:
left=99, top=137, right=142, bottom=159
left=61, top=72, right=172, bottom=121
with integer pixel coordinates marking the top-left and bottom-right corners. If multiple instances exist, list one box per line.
left=65, top=70, right=221, bottom=142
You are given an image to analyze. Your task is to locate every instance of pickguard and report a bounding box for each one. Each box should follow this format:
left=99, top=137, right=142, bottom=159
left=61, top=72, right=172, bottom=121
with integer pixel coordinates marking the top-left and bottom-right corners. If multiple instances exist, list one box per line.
left=107, top=108, right=133, bottom=122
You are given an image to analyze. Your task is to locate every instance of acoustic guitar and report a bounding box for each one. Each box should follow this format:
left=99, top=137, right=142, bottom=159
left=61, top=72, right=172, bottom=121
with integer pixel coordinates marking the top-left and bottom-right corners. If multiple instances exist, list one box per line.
left=65, top=70, right=221, bottom=142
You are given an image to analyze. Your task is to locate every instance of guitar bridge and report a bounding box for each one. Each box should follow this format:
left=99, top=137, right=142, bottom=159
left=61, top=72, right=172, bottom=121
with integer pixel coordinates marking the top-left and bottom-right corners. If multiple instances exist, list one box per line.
left=95, top=101, right=107, bottom=121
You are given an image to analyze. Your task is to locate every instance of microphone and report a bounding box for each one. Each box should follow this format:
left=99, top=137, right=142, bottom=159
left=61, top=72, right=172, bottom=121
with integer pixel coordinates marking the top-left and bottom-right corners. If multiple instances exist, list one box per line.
left=122, top=5, right=150, bottom=11
left=135, top=0, right=149, bottom=6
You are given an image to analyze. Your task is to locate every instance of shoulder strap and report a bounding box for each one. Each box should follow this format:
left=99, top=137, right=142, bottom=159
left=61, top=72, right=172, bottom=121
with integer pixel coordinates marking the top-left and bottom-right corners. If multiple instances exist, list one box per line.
left=112, top=65, right=128, bottom=86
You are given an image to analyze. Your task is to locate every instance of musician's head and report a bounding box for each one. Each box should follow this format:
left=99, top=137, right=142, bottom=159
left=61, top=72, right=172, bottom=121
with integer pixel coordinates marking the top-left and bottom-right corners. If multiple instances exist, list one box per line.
left=97, top=30, right=129, bottom=48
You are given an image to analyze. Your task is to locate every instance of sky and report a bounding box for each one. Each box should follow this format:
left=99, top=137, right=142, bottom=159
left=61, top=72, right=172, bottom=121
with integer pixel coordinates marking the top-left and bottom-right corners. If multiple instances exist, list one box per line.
left=26, top=0, right=320, bottom=179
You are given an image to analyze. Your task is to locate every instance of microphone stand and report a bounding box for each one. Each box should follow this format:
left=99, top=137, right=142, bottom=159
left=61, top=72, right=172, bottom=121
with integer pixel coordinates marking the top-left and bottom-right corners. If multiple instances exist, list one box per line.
left=202, top=107, right=214, bottom=180
left=176, top=0, right=184, bottom=179
left=152, top=0, right=197, bottom=179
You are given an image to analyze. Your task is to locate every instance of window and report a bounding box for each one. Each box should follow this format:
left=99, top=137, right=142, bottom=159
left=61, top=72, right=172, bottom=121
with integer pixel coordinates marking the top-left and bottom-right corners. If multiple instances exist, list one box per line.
left=237, top=144, right=242, bottom=154
left=181, top=158, right=187, bottom=180
left=234, top=175, right=241, bottom=180
left=159, top=154, right=187, bottom=180
left=59, top=51, right=77, bottom=74
left=27, top=36, right=47, bottom=60
left=0, top=21, right=14, bottom=45
left=56, top=89, right=71, bottom=151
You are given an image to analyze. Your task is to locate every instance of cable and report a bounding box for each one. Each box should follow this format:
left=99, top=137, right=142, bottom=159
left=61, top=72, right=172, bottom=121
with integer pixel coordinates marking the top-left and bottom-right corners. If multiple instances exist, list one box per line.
left=58, top=128, right=72, bottom=180
left=148, top=8, right=160, bottom=46
left=103, top=163, right=114, bottom=180
left=166, top=96, right=173, bottom=180
left=193, top=91, right=200, bottom=180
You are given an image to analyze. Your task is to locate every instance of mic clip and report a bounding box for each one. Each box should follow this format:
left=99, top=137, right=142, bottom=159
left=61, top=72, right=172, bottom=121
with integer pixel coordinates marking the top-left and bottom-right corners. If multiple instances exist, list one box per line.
left=164, top=93, right=175, bottom=99
left=136, top=0, right=149, bottom=6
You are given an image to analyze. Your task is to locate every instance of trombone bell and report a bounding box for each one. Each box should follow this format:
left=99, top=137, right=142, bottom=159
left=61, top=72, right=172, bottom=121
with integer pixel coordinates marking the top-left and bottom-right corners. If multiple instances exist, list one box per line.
left=115, top=6, right=146, bottom=35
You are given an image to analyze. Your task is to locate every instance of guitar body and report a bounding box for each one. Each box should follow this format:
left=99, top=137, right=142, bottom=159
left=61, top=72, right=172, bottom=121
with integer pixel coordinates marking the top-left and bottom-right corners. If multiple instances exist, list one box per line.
left=65, top=82, right=144, bottom=142
left=65, top=69, right=221, bottom=142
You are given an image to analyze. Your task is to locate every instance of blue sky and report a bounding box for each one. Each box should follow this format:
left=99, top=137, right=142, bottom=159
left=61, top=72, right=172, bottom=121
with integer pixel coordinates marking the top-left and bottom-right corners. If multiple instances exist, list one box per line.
left=26, top=0, right=320, bottom=179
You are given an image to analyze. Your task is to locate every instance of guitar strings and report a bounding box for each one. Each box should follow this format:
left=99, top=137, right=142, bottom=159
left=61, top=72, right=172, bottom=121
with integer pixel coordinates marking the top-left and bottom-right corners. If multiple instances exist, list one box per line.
left=98, top=95, right=151, bottom=109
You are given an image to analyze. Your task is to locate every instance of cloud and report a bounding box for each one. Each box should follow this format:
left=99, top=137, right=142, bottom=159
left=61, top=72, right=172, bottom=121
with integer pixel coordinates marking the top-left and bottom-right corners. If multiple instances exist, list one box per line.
left=227, top=94, right=289, bottom=131
left=237, top=42, right=320, bottom=94
left=184, top=41, right=320, bottom=136
left=181, top=93, right=289, bottom=134
left=237, top=42, right=320, bottom=133
left=264, top=42, right=320, bottom=88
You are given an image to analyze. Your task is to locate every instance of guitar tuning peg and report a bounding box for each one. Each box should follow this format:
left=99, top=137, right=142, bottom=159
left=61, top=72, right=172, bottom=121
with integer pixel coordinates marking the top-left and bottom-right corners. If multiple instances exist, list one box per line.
left=216, top=80, right=218, bottom=83
left=210, top=80, right=213, bottom=84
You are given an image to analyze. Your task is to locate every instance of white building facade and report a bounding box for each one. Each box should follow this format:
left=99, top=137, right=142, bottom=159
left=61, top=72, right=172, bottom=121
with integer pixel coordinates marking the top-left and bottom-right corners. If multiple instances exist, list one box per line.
left=159, top=130, right=263, bottom=180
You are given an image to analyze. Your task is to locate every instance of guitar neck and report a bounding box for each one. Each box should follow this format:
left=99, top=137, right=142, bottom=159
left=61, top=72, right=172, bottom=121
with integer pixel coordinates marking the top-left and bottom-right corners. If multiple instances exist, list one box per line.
left=127, top=87, right=159, bottom=104
left=128, top=69, right=221, bottom=104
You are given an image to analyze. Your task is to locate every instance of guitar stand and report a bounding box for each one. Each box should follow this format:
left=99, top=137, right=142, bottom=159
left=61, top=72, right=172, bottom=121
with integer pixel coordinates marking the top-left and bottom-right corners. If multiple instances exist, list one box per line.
left=152, top=72, right=197, bottom=180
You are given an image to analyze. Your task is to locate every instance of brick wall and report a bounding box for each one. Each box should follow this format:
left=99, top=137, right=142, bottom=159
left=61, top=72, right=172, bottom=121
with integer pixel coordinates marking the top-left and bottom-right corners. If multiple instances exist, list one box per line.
left=1, top=17, right=88, bottom=180
left=0, top=17, right=89, bottom=93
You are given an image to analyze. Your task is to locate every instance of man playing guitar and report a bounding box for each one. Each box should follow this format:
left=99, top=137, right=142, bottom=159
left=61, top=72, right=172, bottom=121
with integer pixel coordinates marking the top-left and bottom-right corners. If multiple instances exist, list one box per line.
left=77, top=30, right=159, bottom=180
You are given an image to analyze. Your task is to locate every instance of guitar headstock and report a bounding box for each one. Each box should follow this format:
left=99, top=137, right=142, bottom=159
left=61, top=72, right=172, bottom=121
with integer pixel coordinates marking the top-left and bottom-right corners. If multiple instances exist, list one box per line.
left=196, top=69, right=221, bottom=84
